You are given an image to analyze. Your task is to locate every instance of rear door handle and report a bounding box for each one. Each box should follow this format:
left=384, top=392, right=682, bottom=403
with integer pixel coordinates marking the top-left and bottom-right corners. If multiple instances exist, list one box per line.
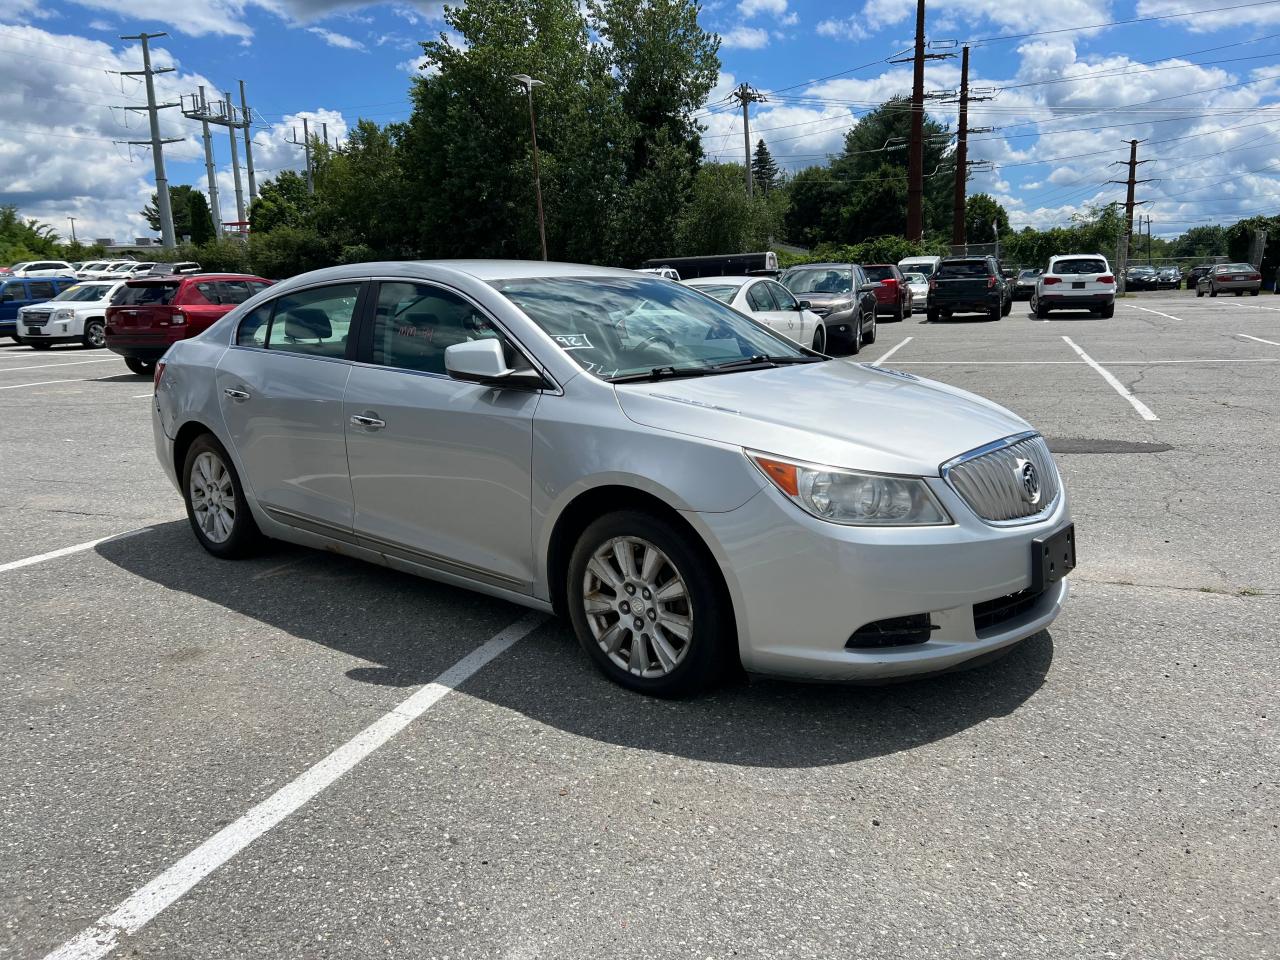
left=223, top=387, right=250, bottom=401
left=350, top=414, right=386, bottom=430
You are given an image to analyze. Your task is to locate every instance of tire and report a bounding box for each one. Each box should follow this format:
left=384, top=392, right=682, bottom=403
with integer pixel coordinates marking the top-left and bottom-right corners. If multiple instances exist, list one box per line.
left=848, top=313, right=863, bottom=354
left=566, top=510, right=733, bottom=698
left=864, top=313, right=877, bottom=345
left=30, top=341, right=52, bottom=350
left=1001, top=296, right=1012, bottom=317
left=82, top=318, right=106, bottom=349
left=1100, top=303, right=1115, bottom=319
left=181, top=433, right=266, bottom=560
left=926, top=308, right=939, bottom=323
left=1210, top=287, right=1218, bottom=297
left=1235, top=290, right=1243, bottom=297
left=124, top=357, right=155, bottom=376
left=893, top=300, right=904, bottom=322
left=1251, top=289, right=1259, bottom=296
left=811, top=324, right=826, bottom=354
left=905, top=298, right=913, bottom=318
left=1035, top=300, right=1049, bottom=319
left=1197, top=288, right=1204, bottom=297
left=988, top=303, right=1000, bottom=322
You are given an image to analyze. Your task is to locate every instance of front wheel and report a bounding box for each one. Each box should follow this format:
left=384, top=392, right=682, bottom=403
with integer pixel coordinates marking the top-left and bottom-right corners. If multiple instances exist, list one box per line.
left=863, top=313, right=877, bottom=345
left=566, top=511, right=733, bottom=697
left=848, top=314, right=863, bottom=354
left=811, top=324, right=826, bottom=354
left=124, top=357, right=156, bottom=376
left=1210, top=287, right=1218, bottom=297
left=182, top=434, right=266, bottom=559
left=82, top=319, right=106, bottom=349
left=1197, top=288, right=1204, bottom=297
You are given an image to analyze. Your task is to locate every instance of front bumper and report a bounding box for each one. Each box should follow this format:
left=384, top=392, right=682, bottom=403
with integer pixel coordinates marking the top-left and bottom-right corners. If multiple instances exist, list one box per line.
left=693, top=478, right=1072, bottom=682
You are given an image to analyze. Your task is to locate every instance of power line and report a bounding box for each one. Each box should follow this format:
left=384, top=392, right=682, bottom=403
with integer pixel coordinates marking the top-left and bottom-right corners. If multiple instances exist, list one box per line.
left=962, top=0, right=1280, bottom=46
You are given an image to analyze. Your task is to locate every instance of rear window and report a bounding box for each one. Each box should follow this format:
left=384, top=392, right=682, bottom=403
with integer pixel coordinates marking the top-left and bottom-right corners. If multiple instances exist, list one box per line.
left=862, top=266, right=894, bottom=281
left=1053, top=259, right=1107, bottom=275
left=690, top=283, right=741, bottom=304
left=936, top=260, right=990, bottom=278
left=113, top=282, right=179, bottom=306
left=1217, top=263, right=1253, bottom=272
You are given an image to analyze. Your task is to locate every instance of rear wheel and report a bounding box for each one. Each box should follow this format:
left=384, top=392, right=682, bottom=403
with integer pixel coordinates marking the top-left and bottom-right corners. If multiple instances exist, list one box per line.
left=1197, top=288, right=1204, bottom=297
left=1001, top=296, right=1012, bottom=317
left=1251, top=289, right=1259, bottom=296
left=988, top=303, right=1001, bottom=322
left=926, top=308, right=939, bottom=323
left=1035, top=300, right=1049, bottom=319
left=893, top=299, right=904, bottom=322
left=1210, top=287, right=1218, bottom=297
left=82, top=319, right=106, bottom=349
left=1235, top=290, right=1243, bottom=297
left=181, top=434, right=265, bottom=559
left=124, top=357, right=155, bottom=376
left=1100, top=303, right=1115, bottom=319
left=566, top=511, right=733, bottom=697
left=30, top=341, right=52, bottom=350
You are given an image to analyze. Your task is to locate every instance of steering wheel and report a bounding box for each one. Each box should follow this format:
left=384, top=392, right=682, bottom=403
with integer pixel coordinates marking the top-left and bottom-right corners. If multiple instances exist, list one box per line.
left=639, top=334, right=676, bottom=351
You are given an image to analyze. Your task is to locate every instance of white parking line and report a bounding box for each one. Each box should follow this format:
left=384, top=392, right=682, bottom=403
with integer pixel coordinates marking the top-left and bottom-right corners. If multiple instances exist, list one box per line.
left=41, top=611, right=547, bottom=960
left=0, top=528, right=149, bottom=575
left=0, top=377, right=92, bottom=391
left=871, top=336, right=912, bottom=366
left=132, top=393, right=153, bottom=399
left=1126, top=304, right=1188, bottom=322
left=0, top=358, right=116, bottom=374
left=1238, top=334, right=1280, bottom=346
left=1061, top=336, right=1159, bottom=422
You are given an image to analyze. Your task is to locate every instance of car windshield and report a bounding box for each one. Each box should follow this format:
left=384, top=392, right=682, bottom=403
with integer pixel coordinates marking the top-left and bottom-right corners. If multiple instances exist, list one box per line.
left=1129, top=266, right=1155, bottom=274
left=901, top=261, right=937, bottom=278
left=113, top=281, right=179, bottom=306
left=1054, top=259, right=1106, bottom=275
left=53, top=284, right=109, bottom=303
left=937, top=260, right=989, bottom=278
left=903, top=272, right=926, bottom=283
left=688, top=282, right=742, bottom=304
left=1018, top=270, right=1039, bottom=279
left=490, top=275, right=811, bottom=381
left=781, top=267, right=852, bottom=295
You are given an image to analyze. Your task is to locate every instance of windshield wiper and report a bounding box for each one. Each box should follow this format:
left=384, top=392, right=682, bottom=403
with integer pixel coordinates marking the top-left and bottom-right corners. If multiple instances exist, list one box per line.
left=607, top=366, right=710, bottom=384
left=711, top=354, right=824, bottom=371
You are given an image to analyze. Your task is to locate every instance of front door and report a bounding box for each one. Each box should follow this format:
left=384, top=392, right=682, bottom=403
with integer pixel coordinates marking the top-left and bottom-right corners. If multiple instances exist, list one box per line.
left=216, top=280, right=364, bottom=532
left=767, top=280, right=810, bottom=345
left=745, top=280, right=795, bottom=339
left=343, top=280, right=540, bottom=591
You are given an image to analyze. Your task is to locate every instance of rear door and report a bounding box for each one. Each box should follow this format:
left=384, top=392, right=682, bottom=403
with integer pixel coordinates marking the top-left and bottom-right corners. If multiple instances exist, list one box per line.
left=216, top=280, right=365, bottom=532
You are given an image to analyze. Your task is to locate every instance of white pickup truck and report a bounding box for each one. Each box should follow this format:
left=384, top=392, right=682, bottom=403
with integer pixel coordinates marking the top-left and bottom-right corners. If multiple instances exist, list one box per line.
left=15, top=279, right=124, bottom=349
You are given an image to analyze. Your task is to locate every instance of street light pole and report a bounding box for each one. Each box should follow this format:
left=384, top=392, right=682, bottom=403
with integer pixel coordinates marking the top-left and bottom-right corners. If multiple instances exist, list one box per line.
left=512, top=74, right=548, bottom=261
left=68, top=217, right=78, bottom=245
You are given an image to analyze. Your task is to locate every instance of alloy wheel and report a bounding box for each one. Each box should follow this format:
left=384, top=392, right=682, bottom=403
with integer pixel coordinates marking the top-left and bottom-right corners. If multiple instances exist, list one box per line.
left=581, top=536, right=693, bottom=678
left=85, top=321, right=105, bottom=348
left=189, top=451, right=237, bottom=544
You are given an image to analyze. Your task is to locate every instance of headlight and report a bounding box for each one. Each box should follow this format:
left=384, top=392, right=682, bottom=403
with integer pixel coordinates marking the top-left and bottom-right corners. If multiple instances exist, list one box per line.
left=749, top=451, right=951, bottom=526
left=54, top=309, right=74, bottom=320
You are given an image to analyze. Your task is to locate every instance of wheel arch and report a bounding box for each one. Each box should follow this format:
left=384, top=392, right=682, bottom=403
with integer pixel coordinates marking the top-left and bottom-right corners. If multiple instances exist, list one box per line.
left=544, top=485, right=737, bottom=663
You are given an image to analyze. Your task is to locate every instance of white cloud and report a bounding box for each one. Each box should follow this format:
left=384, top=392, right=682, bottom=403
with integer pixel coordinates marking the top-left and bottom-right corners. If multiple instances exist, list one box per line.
left=719, top=26, right=770, bottom=49
left=738, top=0, right=787, bottom=17
left=306, top=26, right=367, bottom=50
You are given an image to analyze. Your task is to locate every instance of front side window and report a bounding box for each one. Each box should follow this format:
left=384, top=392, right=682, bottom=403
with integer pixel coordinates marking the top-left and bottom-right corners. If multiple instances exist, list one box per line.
left=370, top=281, right=499, bottom=375
left=237, top=304, right=271, bottom=347
left=490, top=275, right=809, bottom=381
left=265, top=283, right=361, bottom=358
left=782, top=267, right=853, bottom=296
left=769, top=281, right=798, bottom=310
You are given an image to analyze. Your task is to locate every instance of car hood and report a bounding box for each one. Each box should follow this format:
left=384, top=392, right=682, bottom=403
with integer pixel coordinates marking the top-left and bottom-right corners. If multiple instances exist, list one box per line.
left=614, top=360, right=1032, bottom=476
left=793, top=291, right=855, bottom=306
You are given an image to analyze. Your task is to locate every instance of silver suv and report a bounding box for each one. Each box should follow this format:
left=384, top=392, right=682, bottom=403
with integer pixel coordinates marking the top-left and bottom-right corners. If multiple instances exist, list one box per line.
left=1033, top=255, right=1116, bottom=318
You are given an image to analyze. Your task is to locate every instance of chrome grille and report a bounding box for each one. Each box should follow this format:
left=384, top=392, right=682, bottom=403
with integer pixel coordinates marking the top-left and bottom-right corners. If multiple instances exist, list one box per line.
left=23, top=311, right=51, bottom=327
left=943, top=433, right=1060, bottom=525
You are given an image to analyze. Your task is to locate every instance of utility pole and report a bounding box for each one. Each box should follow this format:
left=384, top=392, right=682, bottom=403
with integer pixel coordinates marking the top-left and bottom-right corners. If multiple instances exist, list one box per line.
left=1145, top=214, right=1153, bottom=265
left=321, top=122, right=329, bottom=150
left=730, top=83, right=767, bottom=198
left=1108, top=139, right=1155, bottom=289
left=512, top=75, right=548, bottom=260
left=224, top=91, right=247, bottom=231
left=194, top=88, right=222, bottom=233
left=67, top=217, right=77, bottom=244
left=288, top=119, right=315, bottom=194
left=946, top=47, right=993, bottom=250
left=238, top=80, right=257, bottom=205
left=119, top=32, right=181, bottom=248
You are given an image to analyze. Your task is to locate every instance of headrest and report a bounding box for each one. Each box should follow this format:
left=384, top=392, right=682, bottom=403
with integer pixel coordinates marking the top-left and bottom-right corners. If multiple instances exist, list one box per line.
left=284, top=307, right=331, bottom=340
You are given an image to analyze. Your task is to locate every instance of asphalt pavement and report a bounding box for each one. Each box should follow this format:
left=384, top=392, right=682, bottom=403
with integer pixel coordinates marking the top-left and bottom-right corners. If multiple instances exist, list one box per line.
left=2, top=290, right=1277, bottom=960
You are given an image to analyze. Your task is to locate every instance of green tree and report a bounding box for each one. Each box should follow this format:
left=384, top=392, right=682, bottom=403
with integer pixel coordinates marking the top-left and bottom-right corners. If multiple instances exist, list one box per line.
left=249, top=171, right=314, bottom=234
left=965, top=193, right=1009, bottom=244
left=141, top=184, right=196, bottom=240
left=674, top=162, right=774, bottom=254
left=312, top=120, right=411, bottom=258
left=188, top=190, right=216, bottom=246
left=752, top=139, right=780, bottom=194
left=0, top=206, right=62, bottom=263
left=1170, top=224, right=1226, bottom=261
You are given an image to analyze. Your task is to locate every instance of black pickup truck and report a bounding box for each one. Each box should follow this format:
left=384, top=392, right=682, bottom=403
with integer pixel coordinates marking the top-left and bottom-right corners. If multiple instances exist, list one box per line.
left=926, top=256, right=1011, bottom=321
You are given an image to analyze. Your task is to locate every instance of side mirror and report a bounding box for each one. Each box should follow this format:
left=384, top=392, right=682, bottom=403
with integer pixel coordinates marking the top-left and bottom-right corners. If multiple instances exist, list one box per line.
left=445, top=338, right=545, bottom=389
left=859, top=283, right=879, bottom=293
left=796, top=300, right=811, bottom=311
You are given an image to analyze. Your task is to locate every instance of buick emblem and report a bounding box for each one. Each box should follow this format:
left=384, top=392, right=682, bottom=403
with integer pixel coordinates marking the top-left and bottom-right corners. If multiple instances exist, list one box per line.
left=1016, top=459, right=1041, bottom=504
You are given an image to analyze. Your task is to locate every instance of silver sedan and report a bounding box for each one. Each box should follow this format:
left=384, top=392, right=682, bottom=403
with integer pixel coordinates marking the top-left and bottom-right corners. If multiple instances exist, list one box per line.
left=152, top=261, right=1074, bottom=697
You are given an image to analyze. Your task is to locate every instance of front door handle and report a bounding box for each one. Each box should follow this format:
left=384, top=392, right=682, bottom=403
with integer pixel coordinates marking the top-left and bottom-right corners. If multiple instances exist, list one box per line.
left=223, top=387, right=250, bottom=401
left=350, top=413, right=386, bottom=430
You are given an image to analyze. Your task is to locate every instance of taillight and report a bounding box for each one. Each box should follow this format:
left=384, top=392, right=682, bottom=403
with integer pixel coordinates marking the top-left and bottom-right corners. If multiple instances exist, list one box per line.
left=171, top=311, right=186, bottom=325
left=987, top=276, right=997, bottom=289
left=1042, top=276, right=1062, bottom=285
left=928, top=279, right=936, bottom=291
left=1098, top=275, right=1115, bottom=284
left=154, top=359, right=166, bottom=393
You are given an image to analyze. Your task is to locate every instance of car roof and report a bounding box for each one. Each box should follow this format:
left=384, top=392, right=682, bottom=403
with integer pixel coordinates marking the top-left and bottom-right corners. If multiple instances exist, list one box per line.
left=783, top=262, right=853, bottom=269
left=683, top=275, right=754, bottom=284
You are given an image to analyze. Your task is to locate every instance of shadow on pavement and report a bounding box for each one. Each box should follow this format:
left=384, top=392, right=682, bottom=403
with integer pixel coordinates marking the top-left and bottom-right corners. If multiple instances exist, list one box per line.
left=98, top=521, right=1054, bottom=769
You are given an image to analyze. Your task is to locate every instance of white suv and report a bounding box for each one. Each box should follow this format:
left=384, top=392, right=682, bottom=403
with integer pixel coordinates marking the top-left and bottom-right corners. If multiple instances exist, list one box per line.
left=1032, top=255, right=1116, bottom=319
left=15, top=279, right=124, bottom=349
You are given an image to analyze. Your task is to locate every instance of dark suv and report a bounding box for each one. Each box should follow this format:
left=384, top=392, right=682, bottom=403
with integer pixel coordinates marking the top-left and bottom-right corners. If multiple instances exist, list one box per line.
left=106, top=273, right=272, bottom=375
left=926, top=256, right=1010, bottom=322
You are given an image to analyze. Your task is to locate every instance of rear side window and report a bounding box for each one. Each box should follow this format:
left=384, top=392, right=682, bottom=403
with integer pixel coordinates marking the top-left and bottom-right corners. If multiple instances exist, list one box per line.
left=219, top=280, right=256, bottom=304
left=936, top=260, right=989, bottom=278
left=114, top=282, right=178, bottom=306
left=264, top=283, right=361, bottom=359
left=746, top=283, right=776, bottom=312
left=27, top=281, right=55, bottom=298
left=193, top=282, right=222, bottom=304
left=862, top=266, right=893, bottom=281
left=1053, top=259, right=1106, bottom=275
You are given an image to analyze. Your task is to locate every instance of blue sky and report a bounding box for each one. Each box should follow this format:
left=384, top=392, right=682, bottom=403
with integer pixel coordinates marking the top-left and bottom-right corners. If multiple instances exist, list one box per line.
left=2, top=0, right=1279, bottom=242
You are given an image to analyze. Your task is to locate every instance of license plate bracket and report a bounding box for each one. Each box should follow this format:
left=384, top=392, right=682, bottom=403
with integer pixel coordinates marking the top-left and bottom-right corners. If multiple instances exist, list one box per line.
left=1032, top=523, right=1076, bottom=594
